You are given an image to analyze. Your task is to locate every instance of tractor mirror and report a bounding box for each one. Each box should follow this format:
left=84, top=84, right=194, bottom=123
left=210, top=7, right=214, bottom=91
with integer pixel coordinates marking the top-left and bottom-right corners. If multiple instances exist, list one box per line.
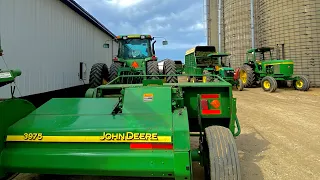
left=103, top=43, right=110, bottom=48
left=162, top=40, right=168, bottom=45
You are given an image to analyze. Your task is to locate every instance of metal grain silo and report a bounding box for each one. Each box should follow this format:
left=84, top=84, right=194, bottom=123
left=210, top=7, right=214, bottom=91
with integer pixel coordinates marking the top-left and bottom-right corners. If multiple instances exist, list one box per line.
left=256, top=0, right=320, bottom=87
left=223, top=0, right=254, bottom=67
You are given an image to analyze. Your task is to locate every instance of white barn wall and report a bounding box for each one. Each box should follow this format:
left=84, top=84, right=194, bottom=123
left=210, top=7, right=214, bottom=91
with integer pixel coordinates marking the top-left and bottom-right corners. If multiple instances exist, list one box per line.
left=0, top=0, right=117, bottom=98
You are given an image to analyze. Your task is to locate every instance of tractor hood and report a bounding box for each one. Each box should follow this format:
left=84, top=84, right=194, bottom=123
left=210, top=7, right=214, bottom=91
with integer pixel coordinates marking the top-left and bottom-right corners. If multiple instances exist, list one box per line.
left=5, top=96, right=173, bottom=143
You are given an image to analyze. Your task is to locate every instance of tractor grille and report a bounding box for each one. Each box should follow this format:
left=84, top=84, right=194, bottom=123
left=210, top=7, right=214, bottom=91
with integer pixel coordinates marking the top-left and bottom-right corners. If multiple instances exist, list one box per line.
left=224, top=70, right=234, bottom=77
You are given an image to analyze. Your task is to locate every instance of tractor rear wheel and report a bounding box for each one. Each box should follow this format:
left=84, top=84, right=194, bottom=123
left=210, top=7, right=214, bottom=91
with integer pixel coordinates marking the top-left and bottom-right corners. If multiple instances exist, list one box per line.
left=293, top=75, right=310, bottom=91
left=146, top=61, right=160, bottom=79
left=261, top=76, right=277, bottom=92
left=89, top=63, right=109, bottom=88
left=239, top=64, right=255, bottom=87
left=163, top=60, right=178, bottom=83
left=204, top=126, right=241, bottom=180
left=109, top=62, right=122, bottom=82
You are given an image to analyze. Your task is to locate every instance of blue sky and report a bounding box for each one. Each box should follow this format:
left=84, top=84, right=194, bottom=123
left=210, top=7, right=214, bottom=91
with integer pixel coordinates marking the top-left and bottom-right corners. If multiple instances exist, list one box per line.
left=74, top=0, right=207, bottom=62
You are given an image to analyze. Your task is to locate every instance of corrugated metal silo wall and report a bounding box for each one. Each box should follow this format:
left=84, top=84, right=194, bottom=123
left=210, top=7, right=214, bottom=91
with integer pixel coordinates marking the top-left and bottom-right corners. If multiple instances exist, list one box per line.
left=223, top=0, right=254, bottom=68
left=256, top=0, right=320, bottom=87
left=206, top=0, right=219, bottom=47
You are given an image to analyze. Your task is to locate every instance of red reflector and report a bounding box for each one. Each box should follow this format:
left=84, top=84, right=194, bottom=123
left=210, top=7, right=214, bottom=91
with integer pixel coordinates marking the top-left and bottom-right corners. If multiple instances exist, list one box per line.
left=201, top=99, right=209, bottom=110
left=151, top=56, right=157, bottom=60
left=201, top=94, right=219, bottom=99
left=202, top=109, right=221, bottom=115
left=113, top=57, right=118, bottom=61
left=130, top=143, right=173, bottom=149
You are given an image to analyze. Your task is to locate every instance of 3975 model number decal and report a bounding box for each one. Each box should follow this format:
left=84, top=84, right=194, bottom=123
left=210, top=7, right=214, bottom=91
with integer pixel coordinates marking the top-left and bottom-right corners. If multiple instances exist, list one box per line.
left=23, top=133, right=43, bottom=140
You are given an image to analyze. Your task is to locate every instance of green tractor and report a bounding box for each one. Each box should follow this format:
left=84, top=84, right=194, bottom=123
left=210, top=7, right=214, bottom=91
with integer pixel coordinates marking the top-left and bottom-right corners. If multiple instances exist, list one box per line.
left=184, top=46, right=244, bottom=91
left=89, top=34, right=178, bottom=88
left=239, top=47, right=310, bottom=92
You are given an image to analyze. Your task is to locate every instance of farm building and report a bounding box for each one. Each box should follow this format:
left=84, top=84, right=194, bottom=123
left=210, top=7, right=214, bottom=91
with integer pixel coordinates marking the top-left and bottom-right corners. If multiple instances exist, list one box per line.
left=0, top=0, right=118, bottom=106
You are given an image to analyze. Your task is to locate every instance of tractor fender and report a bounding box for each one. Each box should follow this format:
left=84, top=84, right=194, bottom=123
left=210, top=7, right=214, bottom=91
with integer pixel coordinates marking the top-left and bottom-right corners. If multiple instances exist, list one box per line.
left=234, top=67, right=240, bottom=80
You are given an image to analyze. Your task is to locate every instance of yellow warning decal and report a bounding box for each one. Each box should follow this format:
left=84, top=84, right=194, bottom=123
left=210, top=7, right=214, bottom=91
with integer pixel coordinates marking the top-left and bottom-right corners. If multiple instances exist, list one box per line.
left=6, top=132, right=171, bottom=143
left=143, top=93, right=154, bottom=102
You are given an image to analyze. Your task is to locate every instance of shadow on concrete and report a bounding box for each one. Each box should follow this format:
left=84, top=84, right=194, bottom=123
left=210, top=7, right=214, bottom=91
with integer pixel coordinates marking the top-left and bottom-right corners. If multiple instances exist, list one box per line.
left=235, top=131, right=270, bottom=180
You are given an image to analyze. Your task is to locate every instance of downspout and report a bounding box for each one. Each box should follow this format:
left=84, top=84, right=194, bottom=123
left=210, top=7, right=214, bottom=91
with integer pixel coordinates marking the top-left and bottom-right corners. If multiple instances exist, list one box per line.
left=111, top=39, right=114, bottom=58
left=250, top=0, right=255, bottom=48
left=218, top=0, right=222, bottom=52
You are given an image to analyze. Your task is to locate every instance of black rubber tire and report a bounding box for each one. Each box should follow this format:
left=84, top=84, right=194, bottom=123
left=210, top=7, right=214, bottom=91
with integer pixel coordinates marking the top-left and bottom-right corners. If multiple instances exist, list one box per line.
left=163, top=60, right=178, bottom=83
left=89, top=63, right=109, bottom=88
left=293, top=75, right=310, bottom=91
left=204, top=126, right=241, bottom=180
left=109, top=62, right=122, bottom=82
left=187, top=76, right=191, bottom=82
left=0, top=173, right=19, bottom=180
left=239, top=64, right=255, bottom=88
left=236, top=78, right=244, bottom=91
left=203, top=70, right=214, bottom=82
left=261, top=76, right=277, bottom=92
left=146, top=61, right=160, bottom=79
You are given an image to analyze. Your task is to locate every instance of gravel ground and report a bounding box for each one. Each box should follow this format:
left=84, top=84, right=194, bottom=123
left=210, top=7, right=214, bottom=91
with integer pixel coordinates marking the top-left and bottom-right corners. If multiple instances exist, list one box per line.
left=12, top=79, right=320, bottom=180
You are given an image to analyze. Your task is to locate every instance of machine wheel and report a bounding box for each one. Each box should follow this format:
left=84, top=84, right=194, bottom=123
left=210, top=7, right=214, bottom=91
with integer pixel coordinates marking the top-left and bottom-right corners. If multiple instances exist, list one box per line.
left=163, top=60, right=178, bottom=83
left=203, top=70, right=213, bottom=82
left=187, top=76, right=191, bottom=82
left=236, top=79, right=244, bottom=91
left=293, top=75, right=310, bottom=91
left=204, top=126, right=241, bottom=180
left=146, top=61, right=160, bottom=79
left=261, top=76, right=277, bottom=92
left=109, top=62, right=122, bottom=82
left=89, top=63, right=109, bottom=88
left=239, top=64, right=255, bottom=87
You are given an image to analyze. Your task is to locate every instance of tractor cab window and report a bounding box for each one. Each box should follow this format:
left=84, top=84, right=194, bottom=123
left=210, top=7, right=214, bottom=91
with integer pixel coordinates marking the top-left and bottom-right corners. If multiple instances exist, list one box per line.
left=118, top=39, right=152, bottom=59
left=247, top=53, right=254, bottom=62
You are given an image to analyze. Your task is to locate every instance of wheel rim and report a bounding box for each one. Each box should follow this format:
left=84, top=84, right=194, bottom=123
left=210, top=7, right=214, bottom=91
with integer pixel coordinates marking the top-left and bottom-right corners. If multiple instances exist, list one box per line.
left=240, top=70, right=247, bottom=84
left=263, top=80, right=270, bottom=89
left=102, top=78, right=108, bottom=85
left=203, top=76, right=207, bottom=83
left=295, top=80, right=303, bottom=88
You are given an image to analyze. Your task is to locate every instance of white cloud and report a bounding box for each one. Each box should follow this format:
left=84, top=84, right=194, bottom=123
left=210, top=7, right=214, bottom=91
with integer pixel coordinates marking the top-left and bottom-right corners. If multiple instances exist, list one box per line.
left=179, top=22, right=205, bottom=32
left=102, top=0, right=144, bottom=8
left=155, top=41, right=207, bottom=50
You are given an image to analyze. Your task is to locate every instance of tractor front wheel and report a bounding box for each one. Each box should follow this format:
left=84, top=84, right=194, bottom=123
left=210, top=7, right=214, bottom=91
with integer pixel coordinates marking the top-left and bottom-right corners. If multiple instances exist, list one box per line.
left=203, top=70, right=214, bottom=82
left=89, top=63, right=109, bottom=88
left=146, top=61, right=160, bottom=80
left=203, top=126, right=241, bottom=180
left=261, top=76, right=277, bottom=92
left=239, top=64, right=255, bottom=87
left=163, top=60, right=178, bottom=83
left=293, top=75, right=310, bottom=91
left=236, top=79, right=244, bottom=91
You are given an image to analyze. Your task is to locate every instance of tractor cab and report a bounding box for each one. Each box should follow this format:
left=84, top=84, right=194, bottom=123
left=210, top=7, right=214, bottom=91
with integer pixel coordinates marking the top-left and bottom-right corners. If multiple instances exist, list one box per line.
left=207, top=52, right=234, bottom=80
left=246, top=47, right=274, bottom=71
left=247, top=47, right=273, bottom=62
left=116, top=35, right=153, bottom=60
left=110, top=34, right=168, bottom=62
